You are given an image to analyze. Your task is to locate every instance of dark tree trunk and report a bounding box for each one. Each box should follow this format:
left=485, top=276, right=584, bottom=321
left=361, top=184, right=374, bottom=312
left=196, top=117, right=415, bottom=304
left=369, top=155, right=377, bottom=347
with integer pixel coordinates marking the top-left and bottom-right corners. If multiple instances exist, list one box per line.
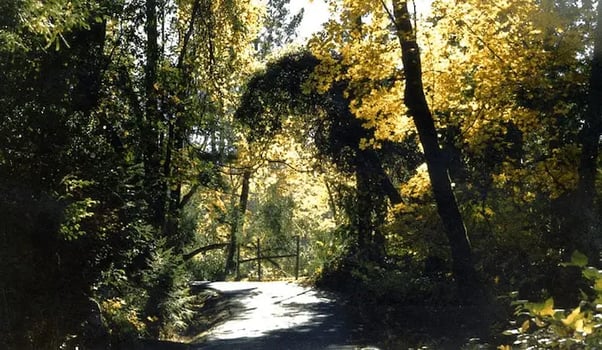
left=144, top=0, right=164, bottom=229
left=362, top=149, right=403, bottom=205
left=574, top=0, right=602, bottom=265
left=161, top=1, right=200, bottom=243
left=353, top=151, right=394, bottom=262
left=225, top=170, right=252, bottom=276
left=355, top=164, right=371, bottom=255
left=391, top=0, right=477, bottom=295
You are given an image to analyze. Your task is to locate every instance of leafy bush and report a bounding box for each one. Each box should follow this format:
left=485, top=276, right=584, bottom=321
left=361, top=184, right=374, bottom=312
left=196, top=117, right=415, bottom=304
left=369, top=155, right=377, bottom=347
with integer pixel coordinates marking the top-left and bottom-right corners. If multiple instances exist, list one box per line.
left=185, top=250, right=225, bottom=281
left=102, top=297, right=146, bottom=343
left=95, top=240, right=195, bottom=345
left=502, top=251, right=602, bottom=348
left=141, top=242, right=194, bottom=339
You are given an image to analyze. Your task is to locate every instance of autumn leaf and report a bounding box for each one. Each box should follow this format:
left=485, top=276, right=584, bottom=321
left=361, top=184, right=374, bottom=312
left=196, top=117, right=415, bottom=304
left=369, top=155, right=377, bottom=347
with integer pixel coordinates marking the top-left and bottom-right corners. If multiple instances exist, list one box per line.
left=561, top=306, right=583, bottom=327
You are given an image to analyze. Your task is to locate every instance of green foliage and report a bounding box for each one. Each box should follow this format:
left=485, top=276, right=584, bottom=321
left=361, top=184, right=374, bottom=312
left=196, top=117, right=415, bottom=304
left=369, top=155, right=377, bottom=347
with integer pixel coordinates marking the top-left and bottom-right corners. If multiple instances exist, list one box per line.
left=102, top=296, right=146, bottom=344
left=247, top=181, right=295, bottom=246
left=58, top=176, right=98, bottom=240
left=503, top=252, right=602, bottom=348
left=185, top=251, right=226, bottom=281
left=20, top=0, right=99, bottom=49
left=94, top=241, right=195, bottom=344
left=0, top=0, right=600, bottom=346
left=304, top=225, right=349, bottom=277
left=142, top=242, right=194, bottom=339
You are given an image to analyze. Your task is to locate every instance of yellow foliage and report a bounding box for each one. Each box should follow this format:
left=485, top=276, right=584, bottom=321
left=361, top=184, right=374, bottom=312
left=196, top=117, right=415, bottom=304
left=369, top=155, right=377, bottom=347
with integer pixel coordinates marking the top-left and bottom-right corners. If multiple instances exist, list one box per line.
left=562, top=306, right=583, bottom=327
left=309, top=0, right=585, bottom=202
left=178, top=0, right=262, bottom=111
left=399, top=163, right=431, bottom=200
left=520, top=319, right=530, bottom=333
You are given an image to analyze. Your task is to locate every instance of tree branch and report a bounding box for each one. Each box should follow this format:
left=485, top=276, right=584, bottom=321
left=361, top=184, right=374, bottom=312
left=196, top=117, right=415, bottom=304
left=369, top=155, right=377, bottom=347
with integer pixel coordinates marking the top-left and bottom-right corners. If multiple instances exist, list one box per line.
left=183, top=243, right=229, bottom=261
left=179, top=184, right=199, bottom=209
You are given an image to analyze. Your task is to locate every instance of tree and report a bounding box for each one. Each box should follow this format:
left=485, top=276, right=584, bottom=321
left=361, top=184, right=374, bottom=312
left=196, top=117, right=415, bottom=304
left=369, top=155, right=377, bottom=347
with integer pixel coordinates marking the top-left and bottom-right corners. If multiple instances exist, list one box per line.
left=236, top=52, right=412, bottom=262
left=388, top=0, right=476, bottom=293
left=1, top=0, right=263, bottom=345
left=308, top=1, right=477, bottom=293
left=222, top=0, right=304, bottom=276
left=574, top=0, right=602, bottom=263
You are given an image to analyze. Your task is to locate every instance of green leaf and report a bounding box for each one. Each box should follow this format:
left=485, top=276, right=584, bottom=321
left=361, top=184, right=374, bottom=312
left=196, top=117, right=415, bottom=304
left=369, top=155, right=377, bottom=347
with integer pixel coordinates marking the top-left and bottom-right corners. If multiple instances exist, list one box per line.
left=582, top=267, right=602, bottom=281
left=570, top=250, right=588, bottom=267
left=595, top=278, right=602, bottom=292
left=527, top=297, right=555, bottom=317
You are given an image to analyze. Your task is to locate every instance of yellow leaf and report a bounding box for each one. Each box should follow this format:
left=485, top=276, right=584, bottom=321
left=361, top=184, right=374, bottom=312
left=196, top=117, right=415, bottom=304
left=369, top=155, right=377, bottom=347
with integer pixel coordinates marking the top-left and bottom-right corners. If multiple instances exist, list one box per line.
left=595, top=278, right=602, bottom=292
left=562, top=306, right=582, bottom=327
left=574, top=319, right=584, bottom=332
left=584, top=324, right=593, bottom=335
left=520, top=319, right=530, bottom=333
left=534, top=317, right=546, bottom=327
left=537, top=297, right=555, bottom=317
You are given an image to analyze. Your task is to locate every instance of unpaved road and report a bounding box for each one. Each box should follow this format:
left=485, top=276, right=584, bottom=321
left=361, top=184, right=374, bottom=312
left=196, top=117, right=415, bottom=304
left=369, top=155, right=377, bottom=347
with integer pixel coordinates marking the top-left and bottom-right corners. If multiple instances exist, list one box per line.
left=190, top=281, right=373, bottom=350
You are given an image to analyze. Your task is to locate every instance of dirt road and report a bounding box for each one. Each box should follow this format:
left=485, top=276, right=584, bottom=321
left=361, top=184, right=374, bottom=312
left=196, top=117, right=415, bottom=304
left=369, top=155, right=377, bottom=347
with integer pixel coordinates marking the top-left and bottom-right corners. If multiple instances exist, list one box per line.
left=190, top=281, right=372, bottom=350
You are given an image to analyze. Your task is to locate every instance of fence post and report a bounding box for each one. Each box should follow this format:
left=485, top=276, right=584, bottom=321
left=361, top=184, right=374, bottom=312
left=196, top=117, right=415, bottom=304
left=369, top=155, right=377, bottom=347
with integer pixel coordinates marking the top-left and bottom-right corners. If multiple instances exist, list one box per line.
left=257, top=238, right=262, bottom=281
left=295, top=235, right=300, bottom=280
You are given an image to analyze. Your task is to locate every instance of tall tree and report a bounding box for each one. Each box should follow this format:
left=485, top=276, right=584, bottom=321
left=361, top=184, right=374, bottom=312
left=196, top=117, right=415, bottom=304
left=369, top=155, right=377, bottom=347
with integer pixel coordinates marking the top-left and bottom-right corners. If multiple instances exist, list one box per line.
left=237, top=52, right=410, bottom=261
left=144, top=0, right=164, bottom=229
left=575, top=0, right=602, bottom=263
left=389, top=0, right=476, bottom=294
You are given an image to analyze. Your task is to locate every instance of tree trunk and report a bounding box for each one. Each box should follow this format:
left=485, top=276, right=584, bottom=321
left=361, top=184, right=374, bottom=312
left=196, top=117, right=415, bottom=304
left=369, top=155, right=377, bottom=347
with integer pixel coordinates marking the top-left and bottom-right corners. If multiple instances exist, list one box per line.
left=225, top=170, right=252, bottom=276
left=574, top=0, right=602, bottom=265
left=362, top=149, right=403, bottom=205
left=144, top=0, right=164, bottom=229
left=355, top=164, right=371, bottom=256
left=391, top=0, right=477, bottom=295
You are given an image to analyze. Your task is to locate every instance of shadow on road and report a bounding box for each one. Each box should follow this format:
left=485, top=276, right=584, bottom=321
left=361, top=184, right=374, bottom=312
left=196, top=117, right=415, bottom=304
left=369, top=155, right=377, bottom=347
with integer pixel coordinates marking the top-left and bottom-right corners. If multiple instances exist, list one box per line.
left=192, top=301, right=354, bottom=350
left=191, top=282, right=359, bottom=349
left=134, top=282, right=371, bottom=350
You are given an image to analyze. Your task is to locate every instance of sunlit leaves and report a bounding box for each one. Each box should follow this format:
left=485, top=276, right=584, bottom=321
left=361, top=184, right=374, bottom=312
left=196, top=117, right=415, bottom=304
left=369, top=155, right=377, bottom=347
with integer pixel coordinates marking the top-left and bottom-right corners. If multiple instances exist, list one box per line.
left=311, top=0, right=591, bottom=203
left=182, top=0, right=263, bottom=111
left=308, top=1, right=408, bottom=147
left=20, top=0, right=99, bottom=49
left=424, top=0, right=591, bottom=200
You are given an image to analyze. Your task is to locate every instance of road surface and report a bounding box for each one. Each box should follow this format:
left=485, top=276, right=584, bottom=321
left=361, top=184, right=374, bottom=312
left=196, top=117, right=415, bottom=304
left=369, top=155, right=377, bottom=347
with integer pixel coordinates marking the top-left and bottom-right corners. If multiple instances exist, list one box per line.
left=189, top=281, right=374, bottom=350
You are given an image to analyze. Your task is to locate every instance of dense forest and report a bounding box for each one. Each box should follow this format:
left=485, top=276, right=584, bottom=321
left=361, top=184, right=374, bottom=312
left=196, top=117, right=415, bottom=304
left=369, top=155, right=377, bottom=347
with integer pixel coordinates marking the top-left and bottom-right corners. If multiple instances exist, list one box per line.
left=1, top=0, right=600, bottom=348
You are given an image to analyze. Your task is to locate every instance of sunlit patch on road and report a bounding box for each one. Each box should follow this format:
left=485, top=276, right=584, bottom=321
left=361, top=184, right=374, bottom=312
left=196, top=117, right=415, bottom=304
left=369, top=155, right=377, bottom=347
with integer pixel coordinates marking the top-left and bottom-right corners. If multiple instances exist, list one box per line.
left=191, top=281, right=375, bottom=349
left=204, top=281, right=335, bottom=339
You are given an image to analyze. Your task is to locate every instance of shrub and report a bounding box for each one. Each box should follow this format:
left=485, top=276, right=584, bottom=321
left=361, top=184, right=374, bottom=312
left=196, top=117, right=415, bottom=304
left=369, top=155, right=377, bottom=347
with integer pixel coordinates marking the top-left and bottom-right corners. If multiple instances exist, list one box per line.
left=141, top=242, right=194, bottom=339
left=502, top=251, right=602, bottom=348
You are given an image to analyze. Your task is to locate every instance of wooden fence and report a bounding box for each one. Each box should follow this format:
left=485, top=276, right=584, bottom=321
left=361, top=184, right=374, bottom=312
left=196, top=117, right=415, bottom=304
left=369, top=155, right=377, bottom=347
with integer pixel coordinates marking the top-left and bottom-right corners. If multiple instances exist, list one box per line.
left=236, top=236, right=301, bottom=281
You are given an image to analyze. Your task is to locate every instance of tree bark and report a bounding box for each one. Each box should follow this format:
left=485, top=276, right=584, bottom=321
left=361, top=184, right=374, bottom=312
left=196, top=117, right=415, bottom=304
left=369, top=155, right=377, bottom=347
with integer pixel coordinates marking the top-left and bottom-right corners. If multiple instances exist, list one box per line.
left=225, top=170, right=252, bottom=275
left=144, top=0, right=164, bottom=228
left=391, top=0, right=477, bottom=295
left=362, top=149, right=403, bottom=205
left=574, top=0, right=602, bottom=264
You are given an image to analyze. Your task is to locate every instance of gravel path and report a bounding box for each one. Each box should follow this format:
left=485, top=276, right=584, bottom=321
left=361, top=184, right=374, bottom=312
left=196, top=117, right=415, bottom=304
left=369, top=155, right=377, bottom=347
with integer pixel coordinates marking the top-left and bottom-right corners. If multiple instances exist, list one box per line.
left=190, top=281, right=371, bottom=350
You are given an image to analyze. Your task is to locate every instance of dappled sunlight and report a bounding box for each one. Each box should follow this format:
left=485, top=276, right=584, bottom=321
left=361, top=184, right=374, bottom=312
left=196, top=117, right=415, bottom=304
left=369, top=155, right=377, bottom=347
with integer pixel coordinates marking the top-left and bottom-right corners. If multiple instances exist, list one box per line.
left=190, top=281, right=370, bottom=349
left=203, top=282, right=338, bottom=339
